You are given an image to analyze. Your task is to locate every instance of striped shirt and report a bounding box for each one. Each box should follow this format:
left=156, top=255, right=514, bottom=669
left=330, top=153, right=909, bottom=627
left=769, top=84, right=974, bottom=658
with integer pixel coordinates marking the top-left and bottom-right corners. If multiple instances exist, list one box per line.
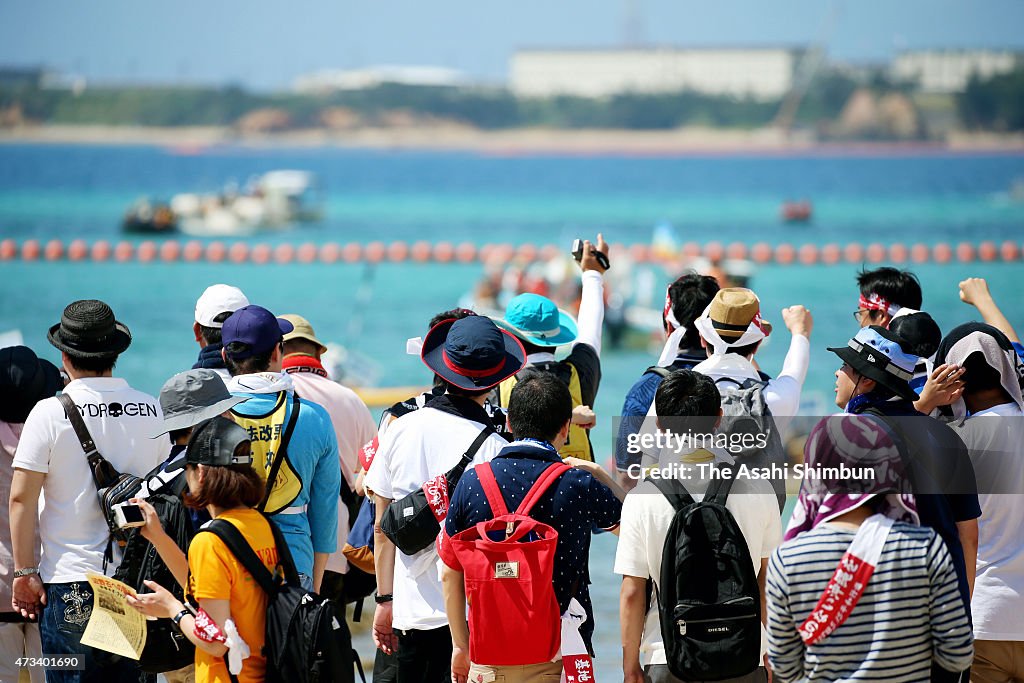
left=766, top=522, right=973, bottom=682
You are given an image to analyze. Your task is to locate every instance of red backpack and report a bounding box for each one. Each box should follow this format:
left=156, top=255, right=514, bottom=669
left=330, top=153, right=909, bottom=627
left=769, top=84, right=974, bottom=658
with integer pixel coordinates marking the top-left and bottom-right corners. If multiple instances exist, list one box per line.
left=447, top=461, right=570, bottom=666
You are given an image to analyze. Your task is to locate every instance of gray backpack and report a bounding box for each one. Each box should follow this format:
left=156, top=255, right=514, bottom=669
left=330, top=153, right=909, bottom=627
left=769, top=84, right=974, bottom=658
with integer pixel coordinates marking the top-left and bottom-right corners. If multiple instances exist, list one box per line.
left=715, top=377, right=788, bottom=511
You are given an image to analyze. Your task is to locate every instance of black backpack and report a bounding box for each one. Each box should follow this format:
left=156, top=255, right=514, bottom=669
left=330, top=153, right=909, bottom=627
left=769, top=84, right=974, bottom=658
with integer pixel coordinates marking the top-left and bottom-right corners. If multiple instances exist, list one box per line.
left=113, top=463, right=196, bottom=673
left=651, top=471, right=761, bottom=681
left=200, top=514, right=363, bottom=683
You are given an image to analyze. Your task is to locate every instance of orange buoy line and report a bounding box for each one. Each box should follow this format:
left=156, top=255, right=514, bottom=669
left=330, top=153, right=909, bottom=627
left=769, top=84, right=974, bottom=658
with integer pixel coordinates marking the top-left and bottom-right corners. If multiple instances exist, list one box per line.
left=0, top=239, right=1019, bottom=265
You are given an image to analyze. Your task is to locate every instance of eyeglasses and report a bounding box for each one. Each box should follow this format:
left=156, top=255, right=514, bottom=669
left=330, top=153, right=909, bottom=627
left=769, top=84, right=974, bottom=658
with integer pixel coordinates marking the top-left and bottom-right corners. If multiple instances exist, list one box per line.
left=853, top=309, right=872, bottom=324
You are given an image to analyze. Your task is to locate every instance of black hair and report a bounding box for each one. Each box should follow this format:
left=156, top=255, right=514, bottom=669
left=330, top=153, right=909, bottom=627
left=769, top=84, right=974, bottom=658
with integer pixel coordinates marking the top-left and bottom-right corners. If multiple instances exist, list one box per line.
left=197, top=311, right=234, bottom=347
left=169, top=427, right=192, bottom=445
left=856, top=267, right=923, bottom=310
left=962, top=351, right=1005, bottom=394
left=65, top=354, right=117, bottom=375
left=223, top=342, right=274, bottom=376
left=668, top=273, right=720, bottom=349
left=888, top=312, right=942, bottom=358
left=728, top=340, right=762, bottom=359
left=655, top=369, right=722, bottom=419
left=507, top=371, right=572, bottom=442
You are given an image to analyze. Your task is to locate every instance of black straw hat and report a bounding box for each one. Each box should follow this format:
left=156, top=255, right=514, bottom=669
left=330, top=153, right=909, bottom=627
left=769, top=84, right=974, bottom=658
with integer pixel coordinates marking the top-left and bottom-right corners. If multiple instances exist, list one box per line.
left=47, top=300, right=132, bottom=359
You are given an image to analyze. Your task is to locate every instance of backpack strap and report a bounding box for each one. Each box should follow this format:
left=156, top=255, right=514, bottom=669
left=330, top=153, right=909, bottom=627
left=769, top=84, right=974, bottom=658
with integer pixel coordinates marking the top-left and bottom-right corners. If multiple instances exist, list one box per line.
left=516, top=462, right=571, bottom=516
left=202, top=519, right=278, bottom=595
left=475, top=463, right=509, bottom=517
left=649, top=476, right=696, bottom=512
left=644, top=365, right=673, bottom=379
left=257, top=393, right=302, bottom=512
left=704, top=465, right=737, bottom=506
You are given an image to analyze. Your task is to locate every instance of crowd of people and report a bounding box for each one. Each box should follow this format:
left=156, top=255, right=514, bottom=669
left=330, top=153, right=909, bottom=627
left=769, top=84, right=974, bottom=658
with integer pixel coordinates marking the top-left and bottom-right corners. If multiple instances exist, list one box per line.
left=2, top=233, right=1023, bottom=683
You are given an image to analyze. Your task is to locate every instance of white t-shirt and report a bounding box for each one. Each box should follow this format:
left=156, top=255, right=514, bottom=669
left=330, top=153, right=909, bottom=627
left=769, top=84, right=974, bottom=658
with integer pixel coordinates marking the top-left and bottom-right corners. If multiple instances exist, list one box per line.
left=288, top=371, right=377, bottom=574
left=13, top=378, right=166, bottom=583
left=613, top=451, right=782, bottom=666
left=363, top=405, right=507, bottom=631
left=951, top=401, right=1024, bottom=640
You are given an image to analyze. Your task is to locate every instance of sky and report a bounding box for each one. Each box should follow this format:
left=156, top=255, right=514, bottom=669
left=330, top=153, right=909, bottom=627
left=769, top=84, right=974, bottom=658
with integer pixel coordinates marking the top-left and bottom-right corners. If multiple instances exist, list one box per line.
left=2, top=0, right=1023, bottom=91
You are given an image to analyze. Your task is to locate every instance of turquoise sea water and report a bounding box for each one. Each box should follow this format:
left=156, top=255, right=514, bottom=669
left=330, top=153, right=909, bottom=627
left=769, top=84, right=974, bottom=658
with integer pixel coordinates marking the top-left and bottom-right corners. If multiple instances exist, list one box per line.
left=2, top=144, right=1024, bottom=676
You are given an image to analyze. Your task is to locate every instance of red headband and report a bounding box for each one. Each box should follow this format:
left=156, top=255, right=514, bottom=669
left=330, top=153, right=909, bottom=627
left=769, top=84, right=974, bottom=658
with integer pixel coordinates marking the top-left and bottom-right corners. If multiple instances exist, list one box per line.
left=859, top=293, right=901, bottom=317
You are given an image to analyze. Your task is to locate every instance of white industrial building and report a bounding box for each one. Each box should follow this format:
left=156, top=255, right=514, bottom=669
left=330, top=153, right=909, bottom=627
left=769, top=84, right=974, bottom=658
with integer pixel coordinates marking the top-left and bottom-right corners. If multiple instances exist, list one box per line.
left=891, top=49, right=1021, bottom=93
left=510, top=47, right=803, bottom=100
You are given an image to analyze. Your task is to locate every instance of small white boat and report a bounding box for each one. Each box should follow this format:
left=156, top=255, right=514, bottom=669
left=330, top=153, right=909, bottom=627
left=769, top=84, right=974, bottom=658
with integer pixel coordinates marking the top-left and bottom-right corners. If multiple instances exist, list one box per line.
left=172, top=170, right=324, bottom=237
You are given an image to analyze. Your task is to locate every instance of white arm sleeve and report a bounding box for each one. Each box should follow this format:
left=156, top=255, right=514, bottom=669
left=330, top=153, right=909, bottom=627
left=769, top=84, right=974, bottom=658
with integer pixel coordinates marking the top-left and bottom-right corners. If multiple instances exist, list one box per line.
left=779, top=333, right=810, bottom=385
left=574, top=270, right=605, bottom=356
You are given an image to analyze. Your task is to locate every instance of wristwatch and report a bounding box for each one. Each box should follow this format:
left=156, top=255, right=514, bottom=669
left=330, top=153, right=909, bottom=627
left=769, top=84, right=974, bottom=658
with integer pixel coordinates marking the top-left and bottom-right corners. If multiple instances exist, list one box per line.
left=13, top=567, right=38, bottom=578
left=172, top=607, right=194, bottom=630
left=374, top=593, right=394, bottom=604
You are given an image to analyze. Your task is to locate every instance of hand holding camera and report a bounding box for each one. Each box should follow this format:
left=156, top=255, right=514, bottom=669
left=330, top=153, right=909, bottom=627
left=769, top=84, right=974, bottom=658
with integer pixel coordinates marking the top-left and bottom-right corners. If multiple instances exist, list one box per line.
left=572, top=234, right=611, bottom=273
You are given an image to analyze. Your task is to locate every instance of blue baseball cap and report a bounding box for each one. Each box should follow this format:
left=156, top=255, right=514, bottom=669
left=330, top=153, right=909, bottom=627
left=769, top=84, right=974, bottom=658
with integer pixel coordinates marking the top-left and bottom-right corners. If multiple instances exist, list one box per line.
left=829, top=326, right=919, bottom=401
left=493, top=293, right=578, bottom=348
left=222, top=305, right=294, bottom=359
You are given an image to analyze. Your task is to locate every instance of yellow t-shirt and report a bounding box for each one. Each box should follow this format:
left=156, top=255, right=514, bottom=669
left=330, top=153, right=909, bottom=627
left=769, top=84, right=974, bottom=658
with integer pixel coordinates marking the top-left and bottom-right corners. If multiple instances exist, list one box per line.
left=188, top=508, right=278, bottom=683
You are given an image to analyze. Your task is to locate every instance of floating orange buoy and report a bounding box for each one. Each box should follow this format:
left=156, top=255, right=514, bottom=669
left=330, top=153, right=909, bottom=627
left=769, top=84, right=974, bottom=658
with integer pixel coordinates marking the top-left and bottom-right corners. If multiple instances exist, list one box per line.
left=207, top=242, right=227, bottom=263
left=319, top=243, right=341, bottom=263
left=866, top=243, right=886, bottom=264
left=0, top=239, right=16, bottom=260
left=956, top=242, right=975, bottom=262
left=274, top=243, right=295, bottom=264
left=798, top=244, right=818, bottom=265
left=160, top=241, right=180, bottom=262
left=751, top=243, right=772, bottom=264
left=911, top=243, right=929, bottom=263
left=250, top=243, right=271, bottom=265
left=629, top=243, right=650, bottom=263
left=456, top=242, right=477, bottom=263
left=68, top=239, right=88, bottom=261
left=843, top=243, right=864, bottom=263
left=224, top=242, right=245, bottom=264
left=411, top=241, right=432, bottom=262
left=183, top=241, right=203, bottom=262
left=433, top=242, right=454, bottom=263
left=22, top=239, right=41, bottom=261
left=933, top=243, right=952, bottom=264
left=727, top=242, right=747, bottom=260
left=540, top=243, right=561, bottom=261
left=516, top=243, right=538, bottom=262
left=44, top=239, right=64, bottom=261
left=889, top=243, right=908, bottom=263
left=775, top=243, right=796, bottom=264
left=342, top=243, right=362, bottom=263
left=683, top=242, right=701, bottom=259
left=297, top=243, right=317, bottom=264
left=137, top=241, right=157, bottom=262
left=1000, top=241, right=1019, bottom=262
left=821, top=243, right=841, bottom=265
left=364, top=241, right=386, bottom=264
left=91, top=240, right=111, bottom=261
left=704, top=241, right=725, bottom=261
left=114, top=241, right=134, bottom=262
left=386, top=241, right=409, bottom=262
left=978, top=241, right=997, bottom=262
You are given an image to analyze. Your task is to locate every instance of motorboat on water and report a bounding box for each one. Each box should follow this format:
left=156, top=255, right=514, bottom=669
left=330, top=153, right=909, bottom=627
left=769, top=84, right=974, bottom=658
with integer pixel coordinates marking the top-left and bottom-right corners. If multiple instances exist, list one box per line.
left=781, top=200, right=813, bottom=223
left=121, top=170, right=324, bottom=237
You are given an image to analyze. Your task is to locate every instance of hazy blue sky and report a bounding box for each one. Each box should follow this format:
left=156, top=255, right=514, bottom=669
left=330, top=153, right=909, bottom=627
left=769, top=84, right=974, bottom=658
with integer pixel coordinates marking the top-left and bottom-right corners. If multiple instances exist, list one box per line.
left=2, top=0, right=1023, bottom=90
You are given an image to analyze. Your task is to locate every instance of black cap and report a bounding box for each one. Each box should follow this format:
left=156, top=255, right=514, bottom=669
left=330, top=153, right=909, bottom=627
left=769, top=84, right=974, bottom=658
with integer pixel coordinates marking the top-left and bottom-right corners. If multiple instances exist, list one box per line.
left=185, top=416, right=253, bottom=467
left=0, top=346, right=62, bottom=423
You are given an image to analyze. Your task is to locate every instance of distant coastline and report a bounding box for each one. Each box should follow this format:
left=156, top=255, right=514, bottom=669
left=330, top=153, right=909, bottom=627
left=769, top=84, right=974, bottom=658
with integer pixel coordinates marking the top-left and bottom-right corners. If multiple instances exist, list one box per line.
left=2, top=124, right=1023, bottom=156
